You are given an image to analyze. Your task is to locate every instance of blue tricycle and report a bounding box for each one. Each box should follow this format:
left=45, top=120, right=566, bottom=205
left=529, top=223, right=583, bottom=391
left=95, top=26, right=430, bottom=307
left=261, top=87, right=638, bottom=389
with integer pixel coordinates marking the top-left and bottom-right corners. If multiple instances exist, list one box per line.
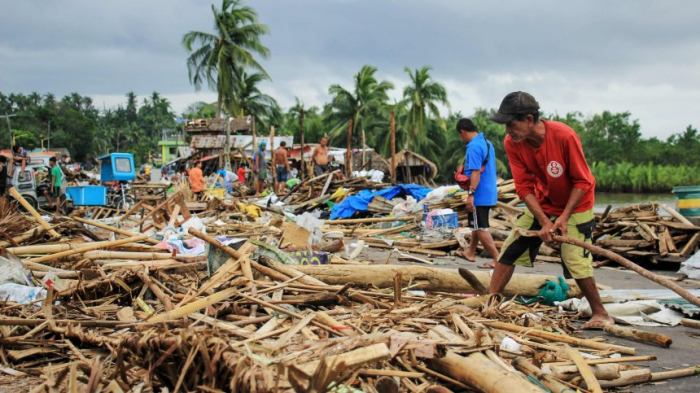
left=66, top=153, right=136, bottom=210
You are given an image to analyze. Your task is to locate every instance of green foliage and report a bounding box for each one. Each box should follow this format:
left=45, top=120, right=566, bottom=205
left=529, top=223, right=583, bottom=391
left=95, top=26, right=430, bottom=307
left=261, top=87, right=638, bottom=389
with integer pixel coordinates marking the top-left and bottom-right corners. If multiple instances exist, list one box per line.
left=183, top=0, right=270, bottom=117
left=0, top=91, right=176, bottom=165
left=591, top=161, right=700, bottom=192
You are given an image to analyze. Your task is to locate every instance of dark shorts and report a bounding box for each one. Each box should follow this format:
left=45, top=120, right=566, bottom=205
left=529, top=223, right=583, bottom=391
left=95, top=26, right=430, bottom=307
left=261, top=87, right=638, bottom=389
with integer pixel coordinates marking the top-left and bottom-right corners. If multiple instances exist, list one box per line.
left=276, top=165, right=288, bottom=182
left=314, top=164, right=329, bottom=177
left=467, top=206, right=492, bottom=230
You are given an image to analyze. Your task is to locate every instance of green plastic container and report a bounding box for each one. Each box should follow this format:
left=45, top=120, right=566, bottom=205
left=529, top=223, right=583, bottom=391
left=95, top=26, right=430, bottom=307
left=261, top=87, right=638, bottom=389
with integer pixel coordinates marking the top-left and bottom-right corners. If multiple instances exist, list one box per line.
left=672, top=186, right=700, bottom=218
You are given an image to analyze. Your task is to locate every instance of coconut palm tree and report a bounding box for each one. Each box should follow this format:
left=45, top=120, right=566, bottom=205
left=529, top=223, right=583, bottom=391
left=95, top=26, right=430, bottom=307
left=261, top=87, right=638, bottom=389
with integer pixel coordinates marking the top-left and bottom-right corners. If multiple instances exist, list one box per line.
left=230, top=69, right=280, bottom=127
left=182, top=0, right=270, bottom=117
left=326, top=65, right=394, bottom=147
left=402, top=66, right=449, bottom=151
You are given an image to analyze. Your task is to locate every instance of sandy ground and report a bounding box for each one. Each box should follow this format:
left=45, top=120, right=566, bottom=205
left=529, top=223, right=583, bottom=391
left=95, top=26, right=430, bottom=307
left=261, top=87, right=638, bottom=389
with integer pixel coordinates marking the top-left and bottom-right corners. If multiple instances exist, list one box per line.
left=356, top=244, right=700, bottom=392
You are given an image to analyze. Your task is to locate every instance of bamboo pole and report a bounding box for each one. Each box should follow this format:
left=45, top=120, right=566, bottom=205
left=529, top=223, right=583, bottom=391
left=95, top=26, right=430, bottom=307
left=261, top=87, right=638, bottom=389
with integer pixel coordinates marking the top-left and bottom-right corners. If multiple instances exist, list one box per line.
left=148, top=287, right=238, bottom=322
left=8, top=187, right=59, bottom=237
left=512, top=357, right=575, bottom=393
left=428, top=351, right=542, bottom=393
left=187, top=227, right=254, bottom=281
left=390, top=108, right=396, bottom=184
left=564, top=345, right=603, bottom=393
left=549, top=363, right=621, bottom=381
left=270, top=125, right=276, bottom=193
left=603, top=324, right=672, bottom=348
left=482, top=320, right=636, bottom=355
left=598, top=369, right=651, bottom=389
left=72, top=216, right=158, bottom=244
left=661, top=204, right=695, bottom=226
left=136, top=270, right=174, bottom=312
left=300, top=107, right=305, bottom=181
left=346, top=119, right=353, bottom=178
left=515, top=230, right=700, bottom=308
left=29, top=234, right=148, bottom=264
left=650, top=365, right=700, bottom=382
left=681, top=318, right=700, bottom=329
left=325, top=216, right=415, bottom=225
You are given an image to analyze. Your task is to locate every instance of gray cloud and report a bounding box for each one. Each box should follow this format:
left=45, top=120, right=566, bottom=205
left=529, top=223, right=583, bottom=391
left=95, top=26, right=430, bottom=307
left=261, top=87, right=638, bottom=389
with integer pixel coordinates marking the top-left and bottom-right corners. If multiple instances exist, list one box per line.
left=1, top=0, right=698, bottom=137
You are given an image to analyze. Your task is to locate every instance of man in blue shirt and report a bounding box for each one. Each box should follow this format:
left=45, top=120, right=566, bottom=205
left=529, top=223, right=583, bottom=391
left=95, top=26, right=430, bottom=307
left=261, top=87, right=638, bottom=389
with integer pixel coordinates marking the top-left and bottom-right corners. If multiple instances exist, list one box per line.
left=456, top=118, right=500, bottom=268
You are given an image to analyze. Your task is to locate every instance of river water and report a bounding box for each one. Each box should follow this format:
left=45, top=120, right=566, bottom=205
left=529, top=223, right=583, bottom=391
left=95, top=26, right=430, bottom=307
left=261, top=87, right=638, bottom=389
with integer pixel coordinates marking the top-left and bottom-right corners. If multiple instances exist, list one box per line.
left=594, top=193, right=676, bottom=215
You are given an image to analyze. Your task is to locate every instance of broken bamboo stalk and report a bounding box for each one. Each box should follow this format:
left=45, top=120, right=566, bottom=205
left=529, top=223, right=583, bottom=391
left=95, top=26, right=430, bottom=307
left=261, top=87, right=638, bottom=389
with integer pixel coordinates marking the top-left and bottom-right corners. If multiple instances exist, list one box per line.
left=482, top=320, right=636, bottom=355
left=428, top=351, right=542, bottom=393
left=603, top=324, right=672, bottom=348
left=71, top=216, right=159, bottom=244
left=29, top=234, right=149, bottom=264
left=148, top=287, right=238, bottom=322
left=564, top=345, right=603, bottom=393
left=661, top=204, right=695, bottom=226
left=8, top=187, right=60, bottom=237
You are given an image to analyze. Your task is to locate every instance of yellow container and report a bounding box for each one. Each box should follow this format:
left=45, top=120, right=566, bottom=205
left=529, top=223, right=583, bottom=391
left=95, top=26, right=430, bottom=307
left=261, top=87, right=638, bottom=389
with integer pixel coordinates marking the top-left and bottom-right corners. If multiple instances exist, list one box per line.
left=209, top=188, right=226, bottom=198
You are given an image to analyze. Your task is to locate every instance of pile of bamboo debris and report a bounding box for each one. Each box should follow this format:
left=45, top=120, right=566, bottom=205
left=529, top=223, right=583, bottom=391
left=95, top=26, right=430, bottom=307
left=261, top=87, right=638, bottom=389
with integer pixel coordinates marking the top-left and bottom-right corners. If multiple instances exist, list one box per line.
left=595, top=202, right=700, bottom=264
left=0, top=203, right=697, bottom=392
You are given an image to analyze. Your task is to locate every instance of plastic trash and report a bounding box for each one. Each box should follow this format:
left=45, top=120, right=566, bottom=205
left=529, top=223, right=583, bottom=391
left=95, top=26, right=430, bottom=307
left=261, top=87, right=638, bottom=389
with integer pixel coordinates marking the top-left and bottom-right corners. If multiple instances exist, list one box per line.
left=678, top=250, right=700, bottom=279
left=500, top=337, right=522, bottom=353
left=0, top=255, right=33, bottom=286
left=0, top=283, right=47, bottom=304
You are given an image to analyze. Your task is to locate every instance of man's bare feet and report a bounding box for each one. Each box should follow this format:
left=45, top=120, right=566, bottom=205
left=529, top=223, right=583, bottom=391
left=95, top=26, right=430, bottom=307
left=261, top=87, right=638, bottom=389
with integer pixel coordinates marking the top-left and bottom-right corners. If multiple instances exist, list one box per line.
left=464, top=250, right=477, bottom=262
left=581, top=313, right=614, bottom=330
left=456, top=248, right=476, bottom=262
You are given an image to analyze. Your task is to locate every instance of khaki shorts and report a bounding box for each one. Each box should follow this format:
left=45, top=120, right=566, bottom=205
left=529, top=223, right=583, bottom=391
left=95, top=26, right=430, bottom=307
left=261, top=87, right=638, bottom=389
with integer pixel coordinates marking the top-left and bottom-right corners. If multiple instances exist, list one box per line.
left=498, top=208, right=595, bottom=279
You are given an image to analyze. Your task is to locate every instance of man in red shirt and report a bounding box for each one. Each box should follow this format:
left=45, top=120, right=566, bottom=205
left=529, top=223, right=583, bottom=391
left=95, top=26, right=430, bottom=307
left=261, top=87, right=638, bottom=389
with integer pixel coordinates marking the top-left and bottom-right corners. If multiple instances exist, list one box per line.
left=490, top=92, right=613, bottom=329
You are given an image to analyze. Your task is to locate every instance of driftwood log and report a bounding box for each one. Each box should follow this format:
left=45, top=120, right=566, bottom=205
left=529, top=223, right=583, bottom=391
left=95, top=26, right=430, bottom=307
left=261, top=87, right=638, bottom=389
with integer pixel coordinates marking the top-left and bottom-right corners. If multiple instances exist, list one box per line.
left=295, top=265, right=580, bottom=297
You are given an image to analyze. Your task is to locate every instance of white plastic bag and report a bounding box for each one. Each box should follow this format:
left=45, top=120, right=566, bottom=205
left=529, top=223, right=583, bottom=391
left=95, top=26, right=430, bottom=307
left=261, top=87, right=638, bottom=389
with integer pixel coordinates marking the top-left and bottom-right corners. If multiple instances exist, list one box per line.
left=678, top=250, right=700, bottom=279
left=0, top=283, right=46, bottom=304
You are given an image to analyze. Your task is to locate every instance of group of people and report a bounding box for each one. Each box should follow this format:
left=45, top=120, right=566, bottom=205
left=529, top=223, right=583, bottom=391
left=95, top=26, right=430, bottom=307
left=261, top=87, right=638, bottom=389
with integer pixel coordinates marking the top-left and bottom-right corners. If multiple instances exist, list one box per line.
left=250, top=137, right=332, bottom=196
left=459, top=91, right=613, bottom=330
left=0, top=146, right=63, bottom=215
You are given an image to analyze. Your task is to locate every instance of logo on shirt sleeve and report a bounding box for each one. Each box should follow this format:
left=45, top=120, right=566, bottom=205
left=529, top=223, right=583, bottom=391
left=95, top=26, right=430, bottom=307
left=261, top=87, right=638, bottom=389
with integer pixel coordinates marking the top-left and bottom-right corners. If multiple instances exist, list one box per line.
left=547, top=161, right=564, bottom=178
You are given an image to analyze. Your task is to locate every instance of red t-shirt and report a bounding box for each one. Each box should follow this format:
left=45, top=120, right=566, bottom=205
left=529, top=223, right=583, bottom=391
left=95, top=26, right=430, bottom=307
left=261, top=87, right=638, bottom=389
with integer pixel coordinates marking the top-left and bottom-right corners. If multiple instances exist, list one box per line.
left=504, top=120, right=595, bottom=216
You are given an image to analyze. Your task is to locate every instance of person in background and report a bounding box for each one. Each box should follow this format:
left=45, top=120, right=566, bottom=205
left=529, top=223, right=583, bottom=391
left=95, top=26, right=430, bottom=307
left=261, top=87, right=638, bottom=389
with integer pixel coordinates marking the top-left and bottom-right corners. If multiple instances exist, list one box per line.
left=237, top=164, right=246, bottom=184
left=0, top=155, right=8, bottom=198
left=49, top=157, right=62, bottom=215
left=455, top=118, right=500, bottom=269
left=217, top=169, right=238, bottom=183
left=489, top=91, right=612, bottom=329
left=253, top=141, right=267, bottom=195
left=12, top=145, right=30, bottom=180
left=274, top=141, right=290, bottom=194
left=189, top=161, right=204, bottom=199
left=312, top=136, right=330, bottom=176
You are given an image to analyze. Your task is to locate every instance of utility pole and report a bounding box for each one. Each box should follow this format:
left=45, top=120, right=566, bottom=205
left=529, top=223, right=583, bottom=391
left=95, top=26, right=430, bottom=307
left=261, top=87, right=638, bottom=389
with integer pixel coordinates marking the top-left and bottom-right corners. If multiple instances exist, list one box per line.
left=1, top=113, right=16, bottom=151
left=300, top=107, right=305, bottom=181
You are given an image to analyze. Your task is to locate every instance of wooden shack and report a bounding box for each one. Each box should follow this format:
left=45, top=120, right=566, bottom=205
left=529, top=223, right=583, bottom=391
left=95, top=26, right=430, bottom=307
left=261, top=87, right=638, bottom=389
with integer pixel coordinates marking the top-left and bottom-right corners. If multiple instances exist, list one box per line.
left=393, top=149, right=438, bottom=187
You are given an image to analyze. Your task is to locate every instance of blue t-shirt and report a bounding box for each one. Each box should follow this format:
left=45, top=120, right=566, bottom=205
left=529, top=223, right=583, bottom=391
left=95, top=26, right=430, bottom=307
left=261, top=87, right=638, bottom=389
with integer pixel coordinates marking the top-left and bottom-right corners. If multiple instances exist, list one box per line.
left=463, top=133, right=498, bottom=206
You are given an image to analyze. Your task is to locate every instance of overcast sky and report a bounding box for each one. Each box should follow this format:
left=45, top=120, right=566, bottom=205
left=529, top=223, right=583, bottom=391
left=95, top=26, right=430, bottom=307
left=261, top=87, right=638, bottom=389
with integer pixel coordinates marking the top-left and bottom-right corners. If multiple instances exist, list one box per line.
left=2, top=0, right=699, bottom=138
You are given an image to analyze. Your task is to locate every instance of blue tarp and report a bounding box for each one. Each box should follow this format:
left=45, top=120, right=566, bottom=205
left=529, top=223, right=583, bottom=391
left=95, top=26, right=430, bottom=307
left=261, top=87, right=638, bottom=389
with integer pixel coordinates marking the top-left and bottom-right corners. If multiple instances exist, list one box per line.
left=329, top=184, right=432, bottom=220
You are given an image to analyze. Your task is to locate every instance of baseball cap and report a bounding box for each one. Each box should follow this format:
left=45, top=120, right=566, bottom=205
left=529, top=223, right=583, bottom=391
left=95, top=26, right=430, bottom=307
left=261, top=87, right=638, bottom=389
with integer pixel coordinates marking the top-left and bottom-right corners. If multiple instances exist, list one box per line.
left=490, top=91, right=540, bottom=124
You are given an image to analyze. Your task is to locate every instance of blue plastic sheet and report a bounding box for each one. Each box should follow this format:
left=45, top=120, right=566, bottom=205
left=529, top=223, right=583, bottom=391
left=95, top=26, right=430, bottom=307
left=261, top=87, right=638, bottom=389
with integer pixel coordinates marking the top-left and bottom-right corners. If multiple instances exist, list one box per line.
left=329, top=184, right=432, bottom=220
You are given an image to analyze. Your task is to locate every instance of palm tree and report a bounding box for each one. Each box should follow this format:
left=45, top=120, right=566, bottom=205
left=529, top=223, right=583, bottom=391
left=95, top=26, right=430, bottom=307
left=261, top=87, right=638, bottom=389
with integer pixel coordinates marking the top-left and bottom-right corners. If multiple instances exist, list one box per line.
left=402, top=66, right=449, bottom=151
left=230, top=69, right=280, bottom=125
left=182, top=0, right=270, bottom=117
left=326, top=65, right=394, bottom=147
